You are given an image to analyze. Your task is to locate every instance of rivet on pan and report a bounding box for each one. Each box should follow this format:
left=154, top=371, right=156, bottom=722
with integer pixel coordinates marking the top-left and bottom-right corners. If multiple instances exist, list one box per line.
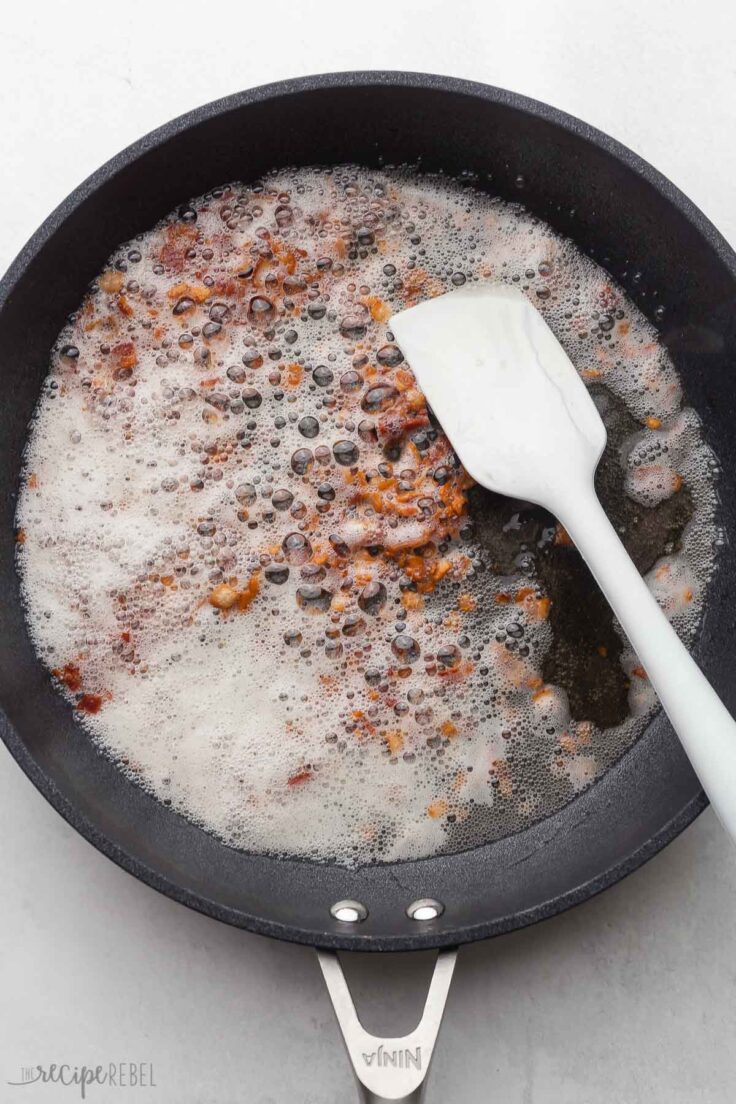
left=407, top=898, right=444, bottom=921
left=330, top=899, right=368, bottom=923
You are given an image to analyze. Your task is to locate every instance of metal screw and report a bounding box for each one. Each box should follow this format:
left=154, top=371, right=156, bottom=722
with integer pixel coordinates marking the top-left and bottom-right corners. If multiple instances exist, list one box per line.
left=407, top=898, right=444, bottom=921
left=330, top=899, right=368, bottom=923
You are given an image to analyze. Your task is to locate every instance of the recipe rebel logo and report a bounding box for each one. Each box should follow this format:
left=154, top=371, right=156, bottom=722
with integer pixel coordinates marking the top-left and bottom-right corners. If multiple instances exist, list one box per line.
left=7, top=1063, right=157, bottom=1098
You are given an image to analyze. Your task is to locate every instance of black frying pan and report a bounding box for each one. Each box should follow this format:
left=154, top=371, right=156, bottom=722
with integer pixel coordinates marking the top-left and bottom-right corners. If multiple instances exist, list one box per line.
left=2, top=70, right=736, bottom=1101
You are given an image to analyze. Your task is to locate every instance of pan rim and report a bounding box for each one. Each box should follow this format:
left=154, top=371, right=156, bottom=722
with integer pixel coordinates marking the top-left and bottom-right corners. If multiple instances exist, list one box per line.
left=0, top=708, right=709, bottom=950
left=2, top=69, right=731, bottom=950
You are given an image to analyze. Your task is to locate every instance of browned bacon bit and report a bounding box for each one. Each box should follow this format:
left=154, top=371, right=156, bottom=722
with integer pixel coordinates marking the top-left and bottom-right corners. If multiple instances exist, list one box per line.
left=287, top=769, right=312, bottom=786
left=427, top=799, right=448, bottom=819
left=384, top=730, right=404, bottom=756
left=111, top=342, right=138, bottom=374
left=237, top=573, right=261, bottom=610
left=99, top=271, right=125, bottom=294
left=361, top=295, right=391, bottom=323
left=377, top=398, right=430, bottom=449
left=167, top=282, right=212, bottom=304
left=53, top=663, right=83, bottom=692
left=159, top=223, right=199, bottom=273
left=77, top=693, right=104, bottom=715
left=208, top=573, right=261, bottom=612
left=392, top=551, right=454, bottom=594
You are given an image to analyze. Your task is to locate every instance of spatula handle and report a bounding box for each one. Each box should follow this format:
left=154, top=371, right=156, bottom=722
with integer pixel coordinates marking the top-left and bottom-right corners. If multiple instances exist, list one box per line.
left=556, top=481, right=736, bottom=843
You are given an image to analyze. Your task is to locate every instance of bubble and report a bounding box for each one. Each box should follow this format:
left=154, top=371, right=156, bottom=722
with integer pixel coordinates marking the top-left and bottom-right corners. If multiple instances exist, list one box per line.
left=329, top=534, right=350, bottom=557
left=282, top=532, right=312, bottom=564
left=358, top=581, right=387, bottom=615
left=340, top=371, right=363, bottom=392
left=205, top=391, right=229, bottom=411
left=437, top=644, right=461, bottom=668
left=296, top=585, right=332, bottom=611
left=235, top=484, right=257, bottom=505
left=283, top=275, right=307, bottom=293
left=298, top=416, right=320, bottom=438
left=358, top=419, right=378, bottom=443
left=333, top=440, right=359, bottom=466
left=249, top=296, right=274, bottom=318
left=340, top=312, right=368, bottom=340
left=272, top=489, right=294, bottom=511
left=342, top=614, right=366, bottom=637
left=300, top=563, right=326, bottom=582
left=209, top=303, right=231, bottom=324
left=376, top=344, right=404, bottom=367
left=392, top=635, right=420, bottom=662
left=361, top=384, right=399, bottom=414
left=265, top=564, right=290, bottom=584
left=312, top=365, right=334, bottom=387
left=291, top=448, right=314, bottom=475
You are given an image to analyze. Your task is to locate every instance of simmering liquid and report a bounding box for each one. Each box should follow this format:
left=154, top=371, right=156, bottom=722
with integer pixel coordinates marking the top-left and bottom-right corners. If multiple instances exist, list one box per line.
left=16, top=167, right=720, bottom=864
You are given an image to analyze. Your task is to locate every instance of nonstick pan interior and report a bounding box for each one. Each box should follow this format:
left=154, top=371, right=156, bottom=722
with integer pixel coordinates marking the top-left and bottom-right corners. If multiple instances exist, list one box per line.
left=1, top=72, right=736, bottom=950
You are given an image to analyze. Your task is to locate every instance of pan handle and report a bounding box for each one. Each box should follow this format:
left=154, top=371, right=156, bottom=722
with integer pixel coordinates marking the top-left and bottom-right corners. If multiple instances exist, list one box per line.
left=317, top=947, right=457, bottom=1104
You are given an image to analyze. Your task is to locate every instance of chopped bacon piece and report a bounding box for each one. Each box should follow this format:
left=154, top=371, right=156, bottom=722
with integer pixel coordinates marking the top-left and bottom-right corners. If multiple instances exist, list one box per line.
left=362, top=295, right=391, bottom=322
left=53, top=663, right=83, bottom=692
left=288, top=770, right=312, bottom=786
left=159, top=224, right=198, bottom=273
left=77, top=693, right=103, bottom=715
left=99, top=271, right=124, bottom=294
left=427, top=799, right=448, bottom=819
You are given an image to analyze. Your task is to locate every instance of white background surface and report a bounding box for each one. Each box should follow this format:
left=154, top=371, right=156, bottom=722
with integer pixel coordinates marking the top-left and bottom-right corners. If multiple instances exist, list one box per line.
left=2, top=2, right=736, bottom=1101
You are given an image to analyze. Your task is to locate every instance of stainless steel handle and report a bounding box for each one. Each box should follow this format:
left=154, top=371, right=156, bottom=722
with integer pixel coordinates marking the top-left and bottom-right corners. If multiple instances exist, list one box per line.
left=318, top=947, right=458, bottom=1104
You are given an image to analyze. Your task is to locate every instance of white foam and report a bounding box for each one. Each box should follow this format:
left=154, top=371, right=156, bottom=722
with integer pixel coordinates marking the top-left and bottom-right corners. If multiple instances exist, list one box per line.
left=16, top=167, right=719, bottom=864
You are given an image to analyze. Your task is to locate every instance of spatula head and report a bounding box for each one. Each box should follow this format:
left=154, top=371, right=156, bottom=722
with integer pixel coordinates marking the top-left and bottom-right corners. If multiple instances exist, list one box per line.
left=390, top=285, right=607, bottom=511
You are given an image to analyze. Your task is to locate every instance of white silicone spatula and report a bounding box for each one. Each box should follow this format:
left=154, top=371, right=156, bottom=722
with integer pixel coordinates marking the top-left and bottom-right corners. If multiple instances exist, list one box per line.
left=391, top=283, right=736, bottom=842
